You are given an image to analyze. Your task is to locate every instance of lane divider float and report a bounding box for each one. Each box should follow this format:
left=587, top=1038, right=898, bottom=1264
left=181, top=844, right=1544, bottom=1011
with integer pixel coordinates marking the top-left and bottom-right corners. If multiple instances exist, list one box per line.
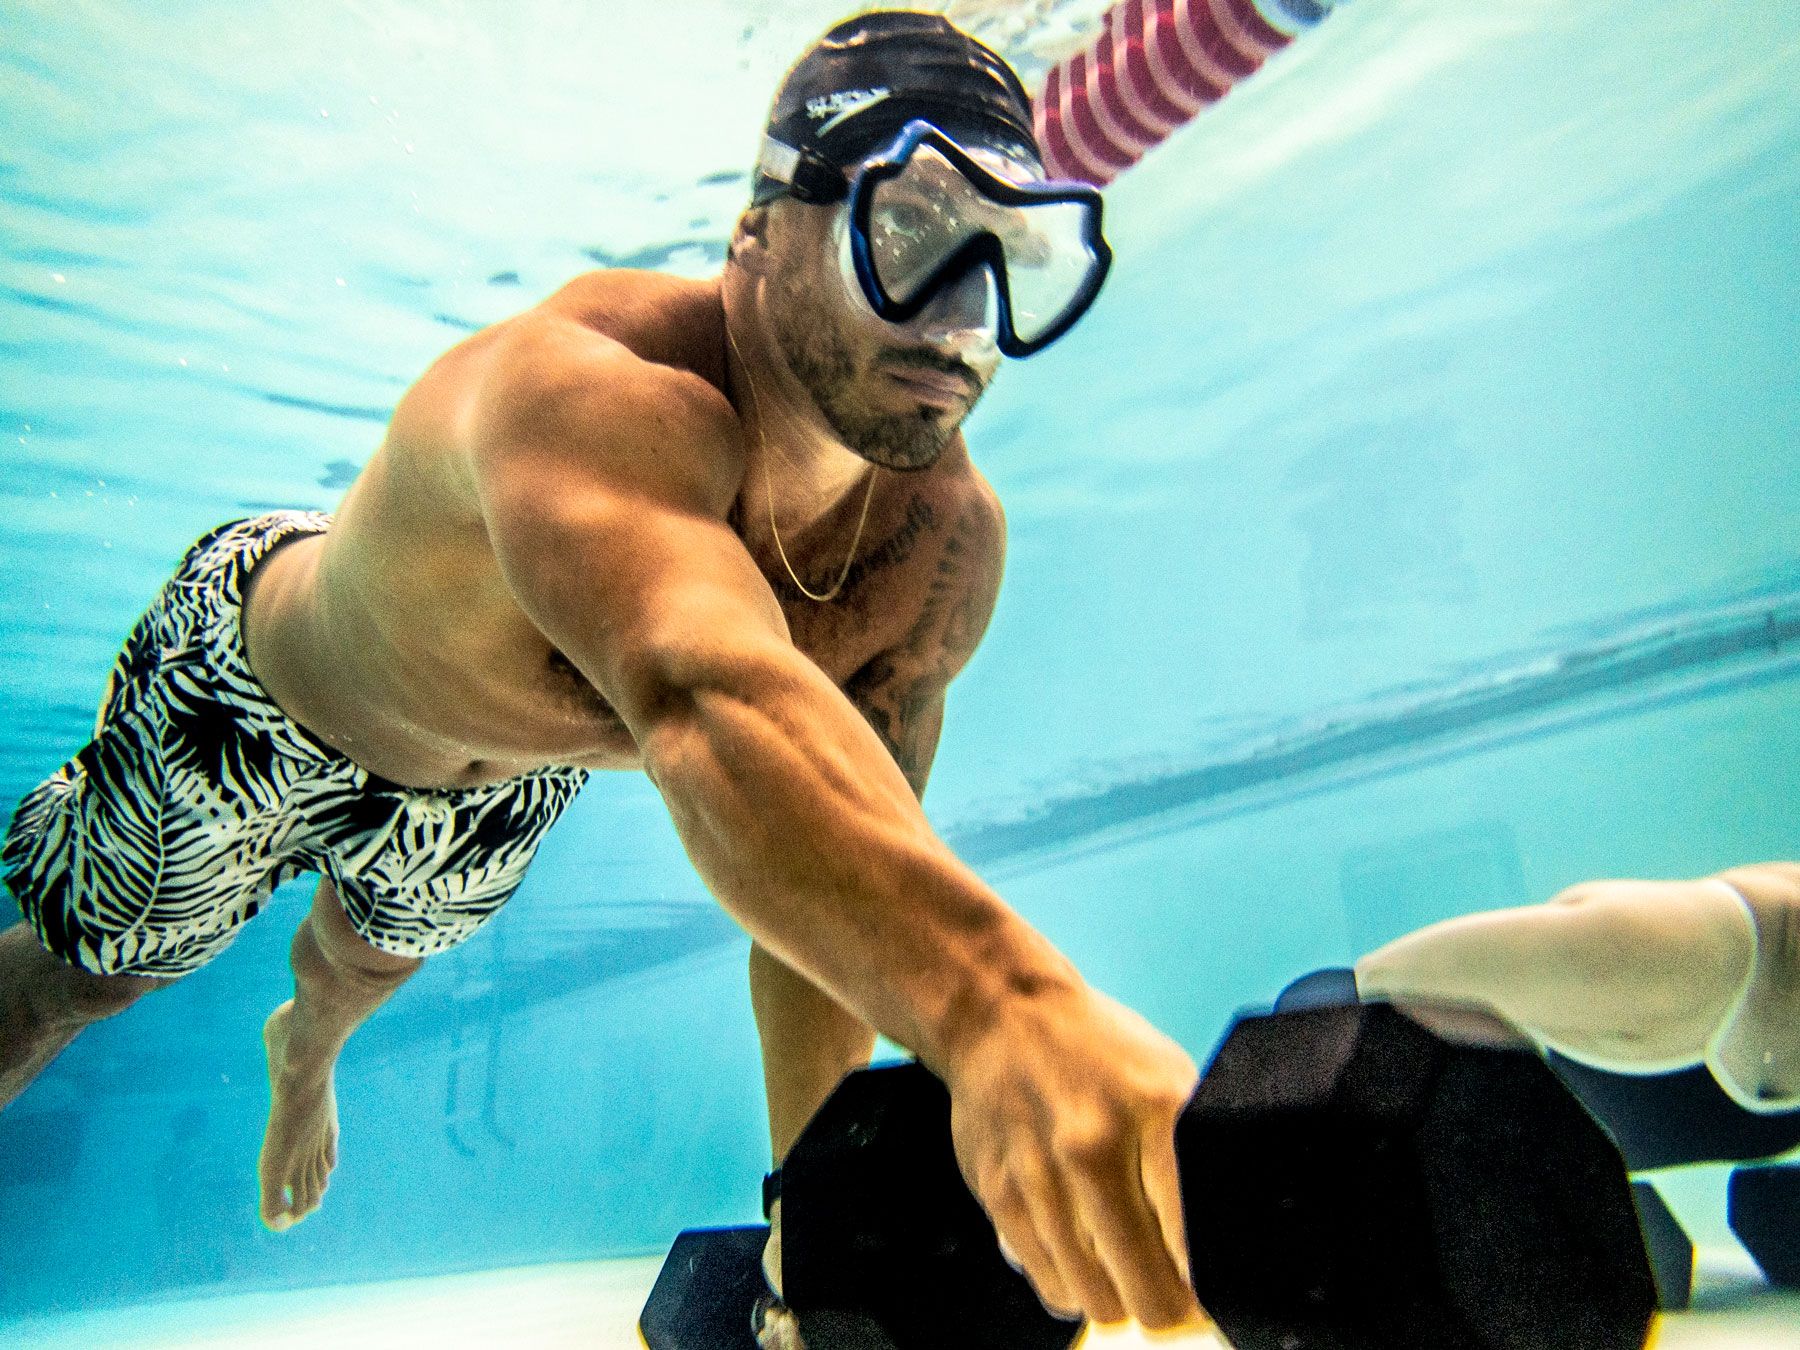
left=1034, top=0, right=1349, bottom=185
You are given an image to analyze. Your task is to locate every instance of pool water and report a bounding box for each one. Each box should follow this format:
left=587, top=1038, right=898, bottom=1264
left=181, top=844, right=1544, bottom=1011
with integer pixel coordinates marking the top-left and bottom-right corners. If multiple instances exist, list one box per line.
left=1, top=0, right=1796, bottom=1340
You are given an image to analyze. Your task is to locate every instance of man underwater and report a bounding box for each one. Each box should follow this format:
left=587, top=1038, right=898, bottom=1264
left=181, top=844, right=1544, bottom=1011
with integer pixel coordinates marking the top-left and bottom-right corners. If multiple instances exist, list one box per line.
left=0, top=11, right=1204, bottom=1337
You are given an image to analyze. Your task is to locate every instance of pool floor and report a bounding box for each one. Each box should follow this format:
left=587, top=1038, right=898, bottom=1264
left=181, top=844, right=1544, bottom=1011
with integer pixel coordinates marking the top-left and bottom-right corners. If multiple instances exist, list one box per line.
left=4, top=1247, right=1793, bottom=1348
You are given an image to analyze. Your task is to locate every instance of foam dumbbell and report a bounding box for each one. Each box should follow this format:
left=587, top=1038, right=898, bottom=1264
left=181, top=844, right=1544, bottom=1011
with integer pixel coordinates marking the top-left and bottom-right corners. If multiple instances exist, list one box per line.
left=1728, top=1163, right=1800, bottom=1288
left=638, top=1225, right=771, bottom=1349
left=777, top=1062, right=1085, bottom=1350
left=638, top=1061, right=1079, bottom=1350
left=1630, top=1181, right=1693, bottom=1311
left=644, top=1003, right=1659, bottom=1350
left=1179, top=1003, right=1655, bottom=1349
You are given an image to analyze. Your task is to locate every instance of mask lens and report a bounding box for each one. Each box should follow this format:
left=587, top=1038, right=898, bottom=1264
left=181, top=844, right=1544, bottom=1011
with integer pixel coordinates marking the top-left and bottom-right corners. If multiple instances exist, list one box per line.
left=863, top=143, right=976, bottom=306
left=860, top=138, right=1105, bottom=352
left=993, top=197, right=1100, bottom=346
left=833, top=205, right=1001, bottom=364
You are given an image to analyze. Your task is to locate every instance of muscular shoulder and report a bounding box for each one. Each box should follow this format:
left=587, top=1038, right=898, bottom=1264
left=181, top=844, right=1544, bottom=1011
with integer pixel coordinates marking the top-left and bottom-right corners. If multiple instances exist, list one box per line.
left=469, top=279, right=743, bottom=518
left=940, top=453, right=1006, bottom=563
left=541, top=269, right=730, bottom=375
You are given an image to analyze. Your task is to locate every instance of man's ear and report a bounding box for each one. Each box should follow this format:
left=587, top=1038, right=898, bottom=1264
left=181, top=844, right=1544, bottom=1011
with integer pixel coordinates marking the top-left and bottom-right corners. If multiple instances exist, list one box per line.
left=728, top=205, right=773, bottom=273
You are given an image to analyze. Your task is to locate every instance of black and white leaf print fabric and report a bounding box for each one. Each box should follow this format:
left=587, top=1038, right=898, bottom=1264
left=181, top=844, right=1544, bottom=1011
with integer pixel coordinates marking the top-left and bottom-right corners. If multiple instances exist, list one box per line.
left=2, top=514, right=586, bottom=976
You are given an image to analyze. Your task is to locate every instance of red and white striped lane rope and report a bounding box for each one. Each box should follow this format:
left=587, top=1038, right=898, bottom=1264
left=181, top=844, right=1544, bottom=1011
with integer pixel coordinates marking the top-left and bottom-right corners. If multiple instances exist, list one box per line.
left=1034, top=0, right=1339, bottom=186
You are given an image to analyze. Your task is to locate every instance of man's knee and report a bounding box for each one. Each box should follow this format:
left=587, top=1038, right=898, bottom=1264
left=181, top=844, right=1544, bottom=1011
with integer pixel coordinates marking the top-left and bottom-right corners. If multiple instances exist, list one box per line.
left=0, top=922, right=168, bottom=1027
left=296, top=889, right=420, bottom=993
left=64, top=968, right=165, bottom=1023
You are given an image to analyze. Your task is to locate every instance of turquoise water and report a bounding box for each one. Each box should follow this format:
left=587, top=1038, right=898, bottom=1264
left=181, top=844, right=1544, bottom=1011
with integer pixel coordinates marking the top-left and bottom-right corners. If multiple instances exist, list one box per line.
left=2, top=0, right=1797, bottom=1324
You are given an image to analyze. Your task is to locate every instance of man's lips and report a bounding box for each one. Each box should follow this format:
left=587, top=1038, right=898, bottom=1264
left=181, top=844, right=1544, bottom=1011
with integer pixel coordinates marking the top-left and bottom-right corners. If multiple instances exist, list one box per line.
left=885, top=365, right=974, bottom=404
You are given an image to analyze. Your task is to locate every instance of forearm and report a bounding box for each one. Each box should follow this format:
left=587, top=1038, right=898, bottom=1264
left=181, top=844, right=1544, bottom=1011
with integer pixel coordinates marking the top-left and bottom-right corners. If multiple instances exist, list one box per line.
left=639, top=643, right=1077, bottom=1071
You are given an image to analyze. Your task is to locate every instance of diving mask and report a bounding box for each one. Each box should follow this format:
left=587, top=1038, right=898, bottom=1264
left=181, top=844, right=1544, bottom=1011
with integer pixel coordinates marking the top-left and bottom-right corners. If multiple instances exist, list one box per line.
left=757, top=118, right=1112, bottom=358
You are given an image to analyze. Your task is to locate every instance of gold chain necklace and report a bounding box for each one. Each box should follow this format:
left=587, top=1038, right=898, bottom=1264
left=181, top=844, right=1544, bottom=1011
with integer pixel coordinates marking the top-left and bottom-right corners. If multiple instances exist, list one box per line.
left=727, top=316, right=877, bottom=604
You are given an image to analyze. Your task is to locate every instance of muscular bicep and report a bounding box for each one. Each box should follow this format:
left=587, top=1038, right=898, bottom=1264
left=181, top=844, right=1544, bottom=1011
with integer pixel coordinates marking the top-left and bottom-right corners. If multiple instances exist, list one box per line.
left=491, top=487, right=783, bottom=704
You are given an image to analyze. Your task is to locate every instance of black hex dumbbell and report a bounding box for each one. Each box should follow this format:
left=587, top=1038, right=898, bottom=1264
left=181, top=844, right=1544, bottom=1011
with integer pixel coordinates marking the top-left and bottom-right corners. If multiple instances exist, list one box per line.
left=637, top=1062, right=1081, bottom=1350
left=1728, top=1163, right=1800, bottom=1288
left=1630, top=1182, right=1693, bottom=1311
left=1179, top=1004, right=1654, bottom=1349
left=642, top=1003, right=1658, bottom=1350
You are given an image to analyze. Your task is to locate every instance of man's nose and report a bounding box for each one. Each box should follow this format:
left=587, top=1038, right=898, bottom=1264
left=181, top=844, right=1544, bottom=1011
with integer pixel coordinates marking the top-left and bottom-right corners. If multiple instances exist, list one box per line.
left=902, top=266, right=1000, bottom=371
left=917, top=263, right=995, bottom=331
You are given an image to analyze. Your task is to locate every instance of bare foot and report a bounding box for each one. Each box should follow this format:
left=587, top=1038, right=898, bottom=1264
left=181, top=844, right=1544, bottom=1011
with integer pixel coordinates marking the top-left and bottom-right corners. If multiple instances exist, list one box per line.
left=755, top=1203, right=807, bottom=1348
left=753, top=1295, right=806, bottom=1350
left=258, top=1000, right=339, bottom=1232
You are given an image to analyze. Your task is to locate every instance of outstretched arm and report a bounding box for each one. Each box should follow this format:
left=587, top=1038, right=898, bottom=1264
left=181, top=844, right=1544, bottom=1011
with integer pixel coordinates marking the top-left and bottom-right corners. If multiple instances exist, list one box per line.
left=467, top=319, right=1200, bottom=1331
left=1354, top=864, right=1800, bottom=1071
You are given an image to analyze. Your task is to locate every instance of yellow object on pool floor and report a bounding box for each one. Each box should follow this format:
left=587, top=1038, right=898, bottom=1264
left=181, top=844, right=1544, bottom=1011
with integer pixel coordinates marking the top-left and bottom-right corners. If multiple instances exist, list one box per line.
left=3, top=1247, right=1795, bottom=1349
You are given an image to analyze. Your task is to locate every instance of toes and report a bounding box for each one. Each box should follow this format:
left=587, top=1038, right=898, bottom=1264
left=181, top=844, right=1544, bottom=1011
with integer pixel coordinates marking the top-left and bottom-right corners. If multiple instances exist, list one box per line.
left=260, top=1170, right=293, bottom=1231
left=307, top=1151, right=335, bottom=1214
left=260, top=1147, right=335, bottom=1231
left=292, top=1170, right=314, bottom=1219
left=297, top=1163, right=323, bottom=1218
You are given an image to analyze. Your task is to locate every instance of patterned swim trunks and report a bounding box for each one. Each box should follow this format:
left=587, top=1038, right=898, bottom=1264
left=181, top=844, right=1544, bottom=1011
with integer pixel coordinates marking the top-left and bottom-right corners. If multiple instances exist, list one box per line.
left=2, top=513, right=588, bottom=977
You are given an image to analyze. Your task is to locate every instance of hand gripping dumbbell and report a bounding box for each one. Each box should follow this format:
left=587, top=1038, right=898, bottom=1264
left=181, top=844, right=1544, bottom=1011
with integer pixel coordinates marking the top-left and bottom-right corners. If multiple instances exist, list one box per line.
left=641, top=1001, right=1658, bottom=1350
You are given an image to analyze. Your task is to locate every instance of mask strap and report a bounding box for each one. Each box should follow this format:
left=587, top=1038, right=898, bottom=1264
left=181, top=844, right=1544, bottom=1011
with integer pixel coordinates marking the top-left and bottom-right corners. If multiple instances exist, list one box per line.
left=756, top=136, right=802, bottom=187
left=755, top=135, right=849, bottom=204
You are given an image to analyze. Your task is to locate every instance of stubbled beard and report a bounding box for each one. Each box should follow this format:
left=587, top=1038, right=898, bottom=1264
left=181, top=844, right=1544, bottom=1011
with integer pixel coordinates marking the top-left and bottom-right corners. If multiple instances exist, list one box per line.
left=772, top=297, right=978, bottom=472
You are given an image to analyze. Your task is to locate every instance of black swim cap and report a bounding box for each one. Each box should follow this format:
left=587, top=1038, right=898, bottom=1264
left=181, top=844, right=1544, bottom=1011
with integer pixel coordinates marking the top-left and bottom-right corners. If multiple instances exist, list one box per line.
left=751, top=10, right=1040, bottom=206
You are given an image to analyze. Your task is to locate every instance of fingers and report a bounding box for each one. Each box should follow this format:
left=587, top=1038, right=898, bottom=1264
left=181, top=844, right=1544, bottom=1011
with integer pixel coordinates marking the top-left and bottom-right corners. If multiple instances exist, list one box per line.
left=988, top=1138, right=1198, bottom=1330
left=1024, top=1174, right=1128, bottom=1326
left=945, top=987, right=1206, bottom=1333
left=986, top=1180, right=1084, bottom=1319
left=1140, top=1122, right=1193, bottom=1295
left=1066, top=1137, right=1199, bottom=1331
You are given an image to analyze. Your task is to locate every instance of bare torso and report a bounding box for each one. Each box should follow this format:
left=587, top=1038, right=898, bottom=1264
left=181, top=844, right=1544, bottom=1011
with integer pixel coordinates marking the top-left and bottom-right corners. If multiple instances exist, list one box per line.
left=241, top=270, right=1002, bottom=789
